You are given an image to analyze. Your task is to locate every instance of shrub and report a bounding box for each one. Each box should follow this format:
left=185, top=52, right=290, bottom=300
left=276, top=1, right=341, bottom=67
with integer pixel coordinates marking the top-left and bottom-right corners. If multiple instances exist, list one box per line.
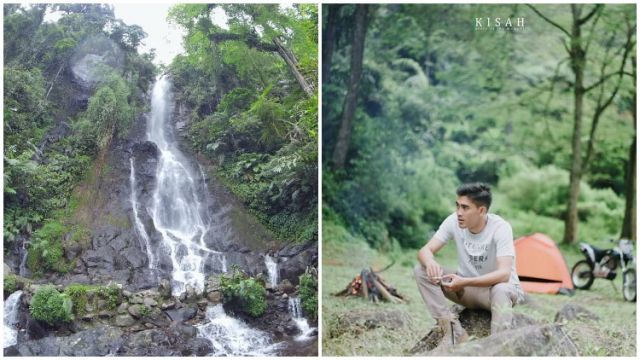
left=30, top=286, right=73, bottom=325
left=298, top=271, right=317, bottom=321
left=4, top=274, right=18, bottom=295
left=27, top=220, right=68, bottom=274
left=96, top=285, right=121, bottom=310
left=220, top=268, right=267, bottom=317
left=64, top=284, right=90, bottom=316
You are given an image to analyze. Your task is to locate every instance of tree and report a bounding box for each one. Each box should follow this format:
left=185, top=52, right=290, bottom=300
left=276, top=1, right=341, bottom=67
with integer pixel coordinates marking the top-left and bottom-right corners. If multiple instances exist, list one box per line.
left=621, top=55, right=636, bottom=240
left=528, top=4, right=635, bottom=244
left=331, top=4, right=368, bottom=170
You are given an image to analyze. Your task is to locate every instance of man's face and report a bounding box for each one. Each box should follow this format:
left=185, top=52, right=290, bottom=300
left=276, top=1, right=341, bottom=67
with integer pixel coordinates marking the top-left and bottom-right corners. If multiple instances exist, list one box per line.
left=455, top=195, right=486, bottom=229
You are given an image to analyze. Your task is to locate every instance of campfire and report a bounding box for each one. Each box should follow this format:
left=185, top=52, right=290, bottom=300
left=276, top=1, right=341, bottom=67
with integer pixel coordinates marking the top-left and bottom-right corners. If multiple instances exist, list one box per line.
left=334, top=268, right=406, bottom=303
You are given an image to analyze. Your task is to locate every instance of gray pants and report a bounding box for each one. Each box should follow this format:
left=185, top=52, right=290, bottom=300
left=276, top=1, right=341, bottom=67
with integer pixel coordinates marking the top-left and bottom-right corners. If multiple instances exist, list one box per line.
left=414, top=264, right=519, bottom=334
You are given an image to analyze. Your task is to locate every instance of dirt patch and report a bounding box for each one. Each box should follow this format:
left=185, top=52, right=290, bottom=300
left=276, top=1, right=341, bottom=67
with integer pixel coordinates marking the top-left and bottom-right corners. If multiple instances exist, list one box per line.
left=328, top=308, right=412, bottom=338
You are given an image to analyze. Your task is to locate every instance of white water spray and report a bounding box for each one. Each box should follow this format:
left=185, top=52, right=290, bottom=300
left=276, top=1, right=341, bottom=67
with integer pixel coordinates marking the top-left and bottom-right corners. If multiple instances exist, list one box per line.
left=265, top=255, right=279, bottom=286
left=197, top=305, right=282, bottom=356
left=130, top=158, right=155, bottom=268
left=288, top=297, right=316, bottom=341
left=4, top=291, right=23, bottom=348
left=143, top=76, right=226, bottom=296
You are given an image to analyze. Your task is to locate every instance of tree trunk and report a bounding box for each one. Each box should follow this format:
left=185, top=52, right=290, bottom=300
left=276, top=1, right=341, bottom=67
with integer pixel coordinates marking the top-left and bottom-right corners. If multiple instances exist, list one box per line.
left=272, top=37, right=314, bottom=97
left=322, top=5, right=340, bottom=85
left=563, top=6, right=585, bottom=245
left=621, top=59, right=636, bottom=240
left=332, top=4, right=368, bottom=169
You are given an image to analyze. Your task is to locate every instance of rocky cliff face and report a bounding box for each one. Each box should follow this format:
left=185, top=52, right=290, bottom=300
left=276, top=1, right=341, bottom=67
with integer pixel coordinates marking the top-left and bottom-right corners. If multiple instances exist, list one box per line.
left=4, top=77, right=318, bottom=356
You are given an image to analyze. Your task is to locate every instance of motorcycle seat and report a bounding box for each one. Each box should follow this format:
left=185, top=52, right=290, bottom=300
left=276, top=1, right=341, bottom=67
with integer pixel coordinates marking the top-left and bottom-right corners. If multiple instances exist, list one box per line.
left=590, top=246, right=610, bottom=262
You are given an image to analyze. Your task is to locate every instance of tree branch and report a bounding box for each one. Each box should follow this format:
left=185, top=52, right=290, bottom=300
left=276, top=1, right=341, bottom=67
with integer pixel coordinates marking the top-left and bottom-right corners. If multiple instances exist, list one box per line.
left=578, top=4, right=603, bottom=26
left=527, top=4, right=571, bottom=37
left=208, top=32, right=278, bottom=52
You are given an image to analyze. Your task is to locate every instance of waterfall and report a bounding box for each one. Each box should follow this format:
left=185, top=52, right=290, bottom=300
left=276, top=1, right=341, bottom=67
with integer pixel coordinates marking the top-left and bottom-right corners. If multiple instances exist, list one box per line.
left=143, top=76, right=226, bottom=296
left=4, top=291, right=23, bottom=348
left=129, top=158, right=155, bottom=268
left=196, top=305, right=282, bottom=356
left=264, top=255, right=279, bottom=286
left=288, top=297, right=316, bottom=341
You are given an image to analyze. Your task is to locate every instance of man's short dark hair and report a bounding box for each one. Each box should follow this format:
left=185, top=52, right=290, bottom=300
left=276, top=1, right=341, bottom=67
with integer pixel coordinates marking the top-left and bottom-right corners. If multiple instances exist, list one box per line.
left=456, top=183, right=492, bottom=209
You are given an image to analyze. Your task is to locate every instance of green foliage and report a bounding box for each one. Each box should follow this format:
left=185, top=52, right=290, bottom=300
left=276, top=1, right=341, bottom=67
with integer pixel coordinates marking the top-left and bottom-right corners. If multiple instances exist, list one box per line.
left=3, top=4, right=157, bottom=257
left=64, top=284, right=90, bottom=316
left=30, top=286, right=73, bottom=325
left=139, top=305, right=151, bottom=317
left=27, top=220, right=68, bottom=274
left=75, top=74, right=133, bottom=152
left=298, top=271, right=318, bottom=321
left=4, top=274, right=18, bottom=295
left=96, top=285, right=121, bottom=311
left=169, top=4, right=318, bottom=244
left=323, top=4, right=633, bottom=249
left=220, top=268, right=267, bottom=317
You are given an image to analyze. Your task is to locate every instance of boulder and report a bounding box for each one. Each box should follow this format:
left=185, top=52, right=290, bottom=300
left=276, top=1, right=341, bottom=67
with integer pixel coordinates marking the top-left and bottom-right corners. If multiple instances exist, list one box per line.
left=15, top=326, right=124, bottom=356
left=115, top=314, right=136, bottom=327
left=165, top=304, right=198, bottom=322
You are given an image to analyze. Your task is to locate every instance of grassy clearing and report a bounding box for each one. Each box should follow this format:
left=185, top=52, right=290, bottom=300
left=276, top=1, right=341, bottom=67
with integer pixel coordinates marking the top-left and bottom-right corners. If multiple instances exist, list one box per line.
left=322, top=221, right=636, bottom=356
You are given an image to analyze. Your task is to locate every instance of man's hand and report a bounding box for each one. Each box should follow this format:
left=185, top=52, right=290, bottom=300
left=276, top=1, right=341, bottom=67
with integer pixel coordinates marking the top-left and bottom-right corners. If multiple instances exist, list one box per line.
left=425, top=259, right=443, bottom=285
left=442, top=273, right=467, bottom=292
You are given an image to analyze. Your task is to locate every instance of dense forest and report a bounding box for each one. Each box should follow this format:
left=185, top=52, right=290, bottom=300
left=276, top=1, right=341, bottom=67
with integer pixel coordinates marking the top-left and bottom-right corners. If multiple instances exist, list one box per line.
left=4, top=4, right=318, bottom=356
left=167, top=4, right=318, bottom=244
left=323, top=4, right=636, bottom=251
left=4, top=4, right=157, bottom=270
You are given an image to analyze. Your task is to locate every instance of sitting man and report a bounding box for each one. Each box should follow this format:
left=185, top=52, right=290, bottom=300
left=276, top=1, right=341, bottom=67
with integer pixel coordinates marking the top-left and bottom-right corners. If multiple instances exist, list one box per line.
left=414, top=183, right=524, bottom=348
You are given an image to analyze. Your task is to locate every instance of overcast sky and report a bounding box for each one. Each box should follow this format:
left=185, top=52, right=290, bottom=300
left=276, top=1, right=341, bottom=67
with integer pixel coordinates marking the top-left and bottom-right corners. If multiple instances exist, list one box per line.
left=113, top=3, right=228, bottom=66
left=42, top=2, right=228, bottom=66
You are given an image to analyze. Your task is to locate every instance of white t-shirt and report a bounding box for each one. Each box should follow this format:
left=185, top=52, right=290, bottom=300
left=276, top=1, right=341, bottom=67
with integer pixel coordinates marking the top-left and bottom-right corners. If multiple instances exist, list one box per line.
left=434, top=212, right=523, bottom=298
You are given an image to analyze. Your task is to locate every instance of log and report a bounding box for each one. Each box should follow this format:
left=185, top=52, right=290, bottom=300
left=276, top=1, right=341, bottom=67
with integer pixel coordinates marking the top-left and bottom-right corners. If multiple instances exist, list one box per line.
left=372, top=278, right=402, bottom=304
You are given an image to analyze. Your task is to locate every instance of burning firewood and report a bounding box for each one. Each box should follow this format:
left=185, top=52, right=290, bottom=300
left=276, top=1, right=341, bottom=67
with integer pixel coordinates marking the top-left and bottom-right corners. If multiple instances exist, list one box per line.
left=334, top=268, right=406, bottom=303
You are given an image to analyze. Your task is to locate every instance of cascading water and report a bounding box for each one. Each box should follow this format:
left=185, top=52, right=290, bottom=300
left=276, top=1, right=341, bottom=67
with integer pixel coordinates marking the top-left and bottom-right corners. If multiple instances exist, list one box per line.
left=265, top=255, right=279, bottom=286
left=4, top=290, right=23, bottom=348
left=288, top=297, right=316, bottom=341
left=196, top=305, right=282, bottom=356
left=134, top=76, right=226, bottom=296
left=129, top=158, right=155, bottom=268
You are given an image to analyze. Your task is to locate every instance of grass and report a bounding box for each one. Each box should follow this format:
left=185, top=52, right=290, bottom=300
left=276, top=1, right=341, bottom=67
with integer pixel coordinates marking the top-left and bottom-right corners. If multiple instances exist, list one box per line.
left=322, top=221, right=637, bottom=356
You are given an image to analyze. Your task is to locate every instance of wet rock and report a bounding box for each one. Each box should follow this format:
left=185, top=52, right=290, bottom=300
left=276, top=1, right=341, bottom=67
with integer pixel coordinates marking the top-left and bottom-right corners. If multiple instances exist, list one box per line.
left=207, top=291, right=222, bottom=303
left=278, top=242, right=317, bottom=286
left=128, top=304, right=146, bottom=319
left=166, top=304, right=198, bottom=322
left=119, top=324, right=212, bottom=356
left=159, top=279, right=172, bottom=298
left=554, top=303, right=599, bottom=323
left=206, top=275, right=221, bottom=292
left=161, top=301, right=176, bottom=310
left=279, top=279, right=295, bottom=294
left=15, top=326, right=124, bottom=356
left=122, top=247, right=147, bottom=269
left=115, top=314, right=136, bottom=327
left=117, top=303, right=129, bottom=314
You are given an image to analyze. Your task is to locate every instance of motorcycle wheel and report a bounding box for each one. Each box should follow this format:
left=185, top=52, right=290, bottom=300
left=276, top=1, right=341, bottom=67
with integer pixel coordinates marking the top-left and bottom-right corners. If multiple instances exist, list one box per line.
left=622, top=269, right=636, bottom=302
left=571, top=260, right=595, bottom=290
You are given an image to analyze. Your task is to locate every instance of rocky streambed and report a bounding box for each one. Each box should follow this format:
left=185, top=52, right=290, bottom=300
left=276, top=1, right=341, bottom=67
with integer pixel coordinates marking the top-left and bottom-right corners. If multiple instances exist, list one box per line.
left=4, top=269, right=318, bottom=356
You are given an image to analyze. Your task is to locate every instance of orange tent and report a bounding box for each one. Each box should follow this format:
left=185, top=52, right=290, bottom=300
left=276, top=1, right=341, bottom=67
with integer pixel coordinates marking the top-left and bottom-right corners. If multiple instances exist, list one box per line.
left=514, top=233, right=574, bottom=295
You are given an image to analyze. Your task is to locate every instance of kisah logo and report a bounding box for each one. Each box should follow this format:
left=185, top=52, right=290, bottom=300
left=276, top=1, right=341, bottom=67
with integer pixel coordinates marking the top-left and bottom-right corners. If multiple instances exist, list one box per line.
left=475, top=17, right=526, bottom=32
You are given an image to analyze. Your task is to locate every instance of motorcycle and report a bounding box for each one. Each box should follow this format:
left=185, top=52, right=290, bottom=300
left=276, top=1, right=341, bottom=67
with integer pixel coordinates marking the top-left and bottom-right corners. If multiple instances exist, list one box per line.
left=571, top=238, right=636, bottom=302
